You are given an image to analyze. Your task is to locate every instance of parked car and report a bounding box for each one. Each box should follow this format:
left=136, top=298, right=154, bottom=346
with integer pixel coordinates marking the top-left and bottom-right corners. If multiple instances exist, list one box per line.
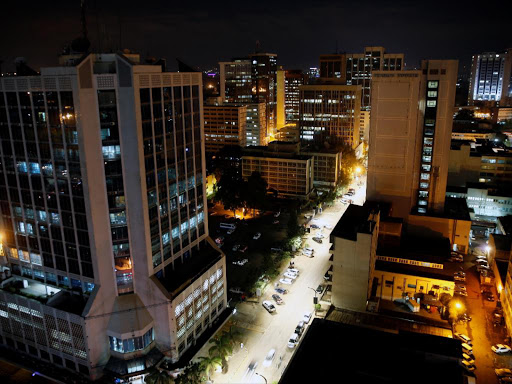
left=454, top=333, right=472, bottom=346
left=495, top=368, right=512, bottom=378
left=303, top=311, right=313, bottom=323
left=295, top=321, right=305, bottom=336
left=229, top=287, right=243, bottom=294
left=324, top=224, right=333, bottom=230
left=272, top=294, right=283, bottom=305
left=462, top=353, right=475, bottom=365
left=305, top=247, right=314, bottom=253
left=454, top=275, right=466, bottom=282
left=458, top=313, right=472, bottom=322
left=462, top=343, right=473, bottom=354
left=500, top=377, right=512, bottom=384
left=232, top=244, right=240, bottom=252
left=454, top=271, right=466, bottom=277
left=492, top=344, right=511, bottom=354
left=274, top=211, right=281, bottom=218
left=460, top=360, right=476, bottom=372
left=275, top=287, right=288, bottom=295
left=283, top=272, right=297, bottom=280
left=303, top=250, right=314, bottom=258
left=312, top=237, right=323, bottom=244
left=455, top=291, right=468, bottom=297
left=288, top=333, right=299, bottom=348
left=316, top=285, right=324, bottom=294
left=253, top=232, right=261, bottom=240
left=263, top=348, right=276, bottom=367
left=487, top=292, right=496, bottom=302
left=215, top=236, right=224, bottom=244
left=279, top=278, right=293, bottom=285
left=287, top=268, right=300, bottom=275
left=227, top=228, right=236, bottom=235
left=310, top=224, right=320, bottom=229
left=315, top=232, right=325, bottom=239
left=273, top=220, right=279, bottom=225
left=262, top=300, right=276, bottom=313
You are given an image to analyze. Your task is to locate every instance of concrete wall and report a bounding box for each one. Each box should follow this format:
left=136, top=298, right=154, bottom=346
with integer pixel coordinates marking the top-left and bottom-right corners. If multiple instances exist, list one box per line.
left=448, top=144, right=480, bottom=187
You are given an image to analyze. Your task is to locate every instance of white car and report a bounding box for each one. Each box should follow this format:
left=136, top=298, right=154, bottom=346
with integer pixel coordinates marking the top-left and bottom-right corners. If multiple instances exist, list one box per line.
left=262, top=300, right=276, bottom=313
left=288, top=333, right=299, bottom=348
left=283, top=272, right=297, bottom=280
left=274, top=211, right=281, bottom=218
left=287, top=268, right=300, bottom=275
left=263, top=348, right=276, bottom=367
left=303, top=311, right=313, bottom=323
left=253, top=232, right=261, bottom=240
left=303, top=250, right=314, bottom=257
left=227, top=228, right=235, bottom=235
left=492, top=344, right=511, bottom=354
left=315, top=232, right=325, bottom=239
left=454, top=333, right=472, bottom=345
left=279, top=278, right=293, bottom=285
left=305, top=247, right=314, bottom=253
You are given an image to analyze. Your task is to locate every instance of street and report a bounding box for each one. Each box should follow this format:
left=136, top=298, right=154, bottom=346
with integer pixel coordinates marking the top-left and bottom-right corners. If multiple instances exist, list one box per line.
left=194, top=178, right=366, bottom=383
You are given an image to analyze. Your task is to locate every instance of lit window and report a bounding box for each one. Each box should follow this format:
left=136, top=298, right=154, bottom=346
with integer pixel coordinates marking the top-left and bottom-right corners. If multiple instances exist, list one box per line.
left=427, top=100, right=437, bottom=107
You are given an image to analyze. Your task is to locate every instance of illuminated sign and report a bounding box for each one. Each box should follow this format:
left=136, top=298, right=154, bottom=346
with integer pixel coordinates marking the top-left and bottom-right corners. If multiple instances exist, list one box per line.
left=377, top=255, right=443, bottom=269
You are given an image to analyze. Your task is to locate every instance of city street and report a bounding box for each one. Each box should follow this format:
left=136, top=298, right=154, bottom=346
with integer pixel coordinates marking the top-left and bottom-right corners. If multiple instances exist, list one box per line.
left=194, top=178, right=366, bottom=383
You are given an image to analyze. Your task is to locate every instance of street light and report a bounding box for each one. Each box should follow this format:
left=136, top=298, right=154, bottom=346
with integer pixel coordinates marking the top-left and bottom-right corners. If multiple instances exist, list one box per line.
left=308, top=287, right=319, bottom=312
left=255, top=372, right=268, bottom=384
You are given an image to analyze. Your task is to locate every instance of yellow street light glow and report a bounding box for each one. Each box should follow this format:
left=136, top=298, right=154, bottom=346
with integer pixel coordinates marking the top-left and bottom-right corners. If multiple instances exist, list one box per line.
left=455, top=302, right=462, bottom=309
left=485, top=245, right=491, bottom=253
left=355, top=166, right=362, bottom=174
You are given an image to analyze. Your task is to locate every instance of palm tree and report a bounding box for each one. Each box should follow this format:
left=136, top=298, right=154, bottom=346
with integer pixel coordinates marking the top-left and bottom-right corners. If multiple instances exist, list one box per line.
left=198, top=355, right=222, bottom=381
left=144, top=368, right=175, bottom=384
left=208, top=334, right=233, bottom=363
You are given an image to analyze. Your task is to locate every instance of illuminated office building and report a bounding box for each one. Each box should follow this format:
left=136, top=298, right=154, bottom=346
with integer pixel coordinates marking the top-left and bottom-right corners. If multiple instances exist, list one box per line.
left=0, top=53, right=226, bottom=380
left=468, top=49, right=512, bottom=106
left=204, top=104, right=247, bottom=153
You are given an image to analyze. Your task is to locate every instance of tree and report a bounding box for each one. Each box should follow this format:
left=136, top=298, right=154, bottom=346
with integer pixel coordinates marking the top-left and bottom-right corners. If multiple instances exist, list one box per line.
left=245, top=171, right=268, bottom=216
left=198, top=355, right=222, bottom=381
left=223, top=326, right=242, bottom=348
left=175, top=362, right=204, bottom=384
left=144, top=368, right=175, bottom=384
left=215, top=168, right=245, bottom=217
left=208, top=334, right=233, bottom=367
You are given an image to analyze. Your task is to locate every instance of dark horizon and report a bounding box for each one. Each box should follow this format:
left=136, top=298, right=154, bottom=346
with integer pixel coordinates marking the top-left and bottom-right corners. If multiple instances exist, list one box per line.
left=0, top=0, right=510, bottom=73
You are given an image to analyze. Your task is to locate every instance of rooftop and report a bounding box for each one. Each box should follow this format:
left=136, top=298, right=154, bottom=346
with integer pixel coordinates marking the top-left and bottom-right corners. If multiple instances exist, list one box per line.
left=280, top=317, right=464, bottom=384
left=331, top=201, right=381, bottom=241
left=492, top=234, right=512, bottom=253
left=498, top=215, right=512, bottom=236
left=158, top=238, right=223, bottom=299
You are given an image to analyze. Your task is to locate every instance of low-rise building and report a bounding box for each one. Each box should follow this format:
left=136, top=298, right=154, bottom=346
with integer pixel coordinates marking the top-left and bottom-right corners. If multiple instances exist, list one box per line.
left=301, top=147, right=343, bottom=188
left=447, top=183, right=512, bottom=218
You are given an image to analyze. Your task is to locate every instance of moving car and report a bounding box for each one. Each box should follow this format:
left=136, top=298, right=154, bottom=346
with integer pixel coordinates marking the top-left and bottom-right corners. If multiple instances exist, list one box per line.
left=288, top=333, right=299, bottom=348
left=262, top=300, right=276, bottom=313
left=492, top=344, right=511, bottom=354
left=303, top=311, right=313, bottom=323
left=263, top=349, right=276, bottom=367
left=272, top=294, right=283, bottom=305
left=253, top=232, right=262, bottom=240
left=279, top=278, right=293, bottom=285
left=275, top=287, right=288, bottom=295
left=243, top=361, right=258, bottom=380
left=312, top=237, right=323, bottom=244
left=454, top=333, right=472, bottom=345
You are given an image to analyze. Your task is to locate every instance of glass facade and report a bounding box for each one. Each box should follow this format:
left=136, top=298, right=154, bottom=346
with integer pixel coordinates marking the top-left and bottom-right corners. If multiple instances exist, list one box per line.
left=139, top=84, right=205, bottom=271
left=109, top=328, right=154, bottom=354
left=0, top=88, right=93, bottom=292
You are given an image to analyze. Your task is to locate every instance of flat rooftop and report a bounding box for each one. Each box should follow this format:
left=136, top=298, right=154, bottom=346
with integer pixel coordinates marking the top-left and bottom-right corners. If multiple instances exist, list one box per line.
left=280, top=317, right=464, bottom=384
left=331, top=202, right=381, bottom=241
left=158, top=238, right=223, bottom=299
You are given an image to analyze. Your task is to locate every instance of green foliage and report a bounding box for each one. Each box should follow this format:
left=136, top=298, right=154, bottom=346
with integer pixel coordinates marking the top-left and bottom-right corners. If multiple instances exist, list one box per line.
left=208, top=334, right=233, bottom=362
left=175, top=362, right=204, bottom=384
left=144, top=368, right=175, bottom=384
left=198, top=355, right=222, bottom=380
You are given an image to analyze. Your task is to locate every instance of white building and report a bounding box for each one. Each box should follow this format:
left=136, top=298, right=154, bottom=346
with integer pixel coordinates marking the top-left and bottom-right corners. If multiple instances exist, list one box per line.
left=0, top=53, right=226, bottom=380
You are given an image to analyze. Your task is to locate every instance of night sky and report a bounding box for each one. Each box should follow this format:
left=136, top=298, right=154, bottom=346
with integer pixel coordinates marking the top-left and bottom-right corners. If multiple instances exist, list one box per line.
left=0, top=0, right=510, bottom=73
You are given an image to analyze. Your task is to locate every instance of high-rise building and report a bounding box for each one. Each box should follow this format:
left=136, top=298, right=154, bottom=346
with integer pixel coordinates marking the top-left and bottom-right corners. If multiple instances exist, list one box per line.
left=320, top=47, right=405, bottom=111
left=0, top=53, right=227, bottom=380
left=204, top=104, right=247, bottom=153
left=367, top=60, right=458, bottom=218
left=277, top=69, right=305, bottom=127
left=306, top=67, right=320, bottom=83
left=245, top=102, right=267, bottom=146
left=468, top=49, right=512, bottom=106
left=299, top=84, right=361, bottom=148
left=219, top=53, right=277, bottom=141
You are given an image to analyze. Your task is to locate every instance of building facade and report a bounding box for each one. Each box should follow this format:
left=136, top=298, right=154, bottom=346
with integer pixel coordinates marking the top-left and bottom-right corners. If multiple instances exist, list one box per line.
left=203, top=104, right=247, bottom=153
left=367, top=60, right=458, bottom=218
left=320, top=47, right=405, bottom=111
left=468, top=50, right=512, bottom=106
left=299, top=84, right=361, bottom=148
left=0, top=53, right=227, bottom=380
left=219, top=59, right=252, bottom=104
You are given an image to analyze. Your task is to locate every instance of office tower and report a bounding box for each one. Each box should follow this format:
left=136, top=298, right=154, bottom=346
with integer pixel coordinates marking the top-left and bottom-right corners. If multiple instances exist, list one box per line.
left=277, top=69, right=305, bottom=128
left=248, top=53, right=277, bottom=138
left=0, top=53, right=226, bottom=380
left=219, top=59, right=253, bottom=104
left=367, top=60, right=458, bottom=218
left=299, top=84, right=361, bottom=148
left=245, top=103, right=267, bottom=146
left=320, top=47, right=404, bottom=111
left=204, top=104, right=247, bottom=153
left=306, top=67, right=320, bottom=83
left=468, top=49, right=512, bottom=106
